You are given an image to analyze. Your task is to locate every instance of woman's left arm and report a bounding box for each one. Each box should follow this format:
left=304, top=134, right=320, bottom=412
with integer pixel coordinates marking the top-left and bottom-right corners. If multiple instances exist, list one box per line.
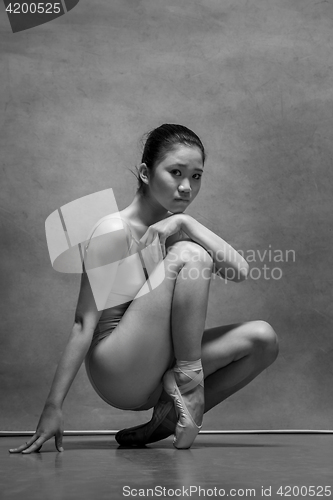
left=179, top=214, right=249, bottom=283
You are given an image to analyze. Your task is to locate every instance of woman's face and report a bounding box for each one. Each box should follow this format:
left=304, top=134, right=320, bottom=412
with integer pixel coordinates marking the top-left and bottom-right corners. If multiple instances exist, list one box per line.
left=146, top=144, right=204, bottom=213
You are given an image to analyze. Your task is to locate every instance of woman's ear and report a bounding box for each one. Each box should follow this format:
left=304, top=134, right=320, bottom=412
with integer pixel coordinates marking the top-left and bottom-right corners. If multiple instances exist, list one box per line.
left=137, top=163, right=150, bottom=187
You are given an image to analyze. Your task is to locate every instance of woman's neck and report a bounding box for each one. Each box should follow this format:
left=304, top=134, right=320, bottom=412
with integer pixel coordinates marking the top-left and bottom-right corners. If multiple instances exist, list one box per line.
left=122, top=192, right=170, bottom=227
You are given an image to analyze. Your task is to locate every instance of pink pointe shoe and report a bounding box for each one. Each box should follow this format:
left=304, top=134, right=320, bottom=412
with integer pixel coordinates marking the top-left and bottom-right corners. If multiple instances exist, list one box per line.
left=163, top=361, right=204, bottom=449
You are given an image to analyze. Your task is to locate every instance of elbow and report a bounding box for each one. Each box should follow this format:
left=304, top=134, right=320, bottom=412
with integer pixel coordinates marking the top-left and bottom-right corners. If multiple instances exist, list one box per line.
left=236, top=264, right=249, bottom=282
left=235, top=260, right=249, bottom=282
left=72, top=317, right=95, bottom=340
left=228, top=261, right=249, bottom=283
left=73, top=315, right=84, bottom=332
left=74, top=311, right=96, bottom=334
left=216, top=261, right=249, bottom=282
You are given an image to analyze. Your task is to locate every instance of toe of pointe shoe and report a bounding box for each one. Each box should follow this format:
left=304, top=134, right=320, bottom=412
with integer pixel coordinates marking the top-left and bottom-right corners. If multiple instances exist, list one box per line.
left=163, top=369, right=203, bottom=449
left=173, top=423, right=201, bottom=449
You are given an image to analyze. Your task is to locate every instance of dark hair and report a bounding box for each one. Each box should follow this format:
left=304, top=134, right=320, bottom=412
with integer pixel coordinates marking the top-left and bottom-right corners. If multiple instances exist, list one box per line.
left=131, top=124, right=206, bottom=194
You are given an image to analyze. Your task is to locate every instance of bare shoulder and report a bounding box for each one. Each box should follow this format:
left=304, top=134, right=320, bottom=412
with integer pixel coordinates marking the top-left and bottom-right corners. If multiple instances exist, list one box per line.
left=84, top=213, right=132, bottom=269
left=90, top=213, right=129, bottom=237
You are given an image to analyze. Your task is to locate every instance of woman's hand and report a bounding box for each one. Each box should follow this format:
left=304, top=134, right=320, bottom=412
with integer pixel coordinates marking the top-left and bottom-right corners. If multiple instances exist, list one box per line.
left=9, top=403, right=64, bottom=454
left=139, top=213, right=185, bottom=259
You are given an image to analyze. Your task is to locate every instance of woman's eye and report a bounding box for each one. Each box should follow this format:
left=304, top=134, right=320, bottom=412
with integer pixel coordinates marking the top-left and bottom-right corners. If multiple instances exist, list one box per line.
left=171, top=170, right=201, bottom=180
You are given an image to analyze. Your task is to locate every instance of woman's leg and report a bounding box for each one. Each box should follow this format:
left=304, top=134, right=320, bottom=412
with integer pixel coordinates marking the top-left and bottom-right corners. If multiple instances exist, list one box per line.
left=87, top=239, right=213, bottom=410
left=201, top=320, right=279, bottom=412
left=118, top=320, right=278, bottom=444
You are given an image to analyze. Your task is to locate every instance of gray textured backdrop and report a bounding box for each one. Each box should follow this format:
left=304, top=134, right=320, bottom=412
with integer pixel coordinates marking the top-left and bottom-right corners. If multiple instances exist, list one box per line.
left=1, top=0, right=332, bottom=431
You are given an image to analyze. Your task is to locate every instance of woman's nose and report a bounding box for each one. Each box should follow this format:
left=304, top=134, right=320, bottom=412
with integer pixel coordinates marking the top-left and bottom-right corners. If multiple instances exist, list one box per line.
left=179, top=182, right=191, bottom=192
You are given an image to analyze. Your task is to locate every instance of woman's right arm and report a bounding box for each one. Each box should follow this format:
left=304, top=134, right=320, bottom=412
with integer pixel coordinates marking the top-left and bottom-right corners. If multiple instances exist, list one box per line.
left=9, top=216, right=130, bottom=454
left=9, top=272, right=102, bottom=454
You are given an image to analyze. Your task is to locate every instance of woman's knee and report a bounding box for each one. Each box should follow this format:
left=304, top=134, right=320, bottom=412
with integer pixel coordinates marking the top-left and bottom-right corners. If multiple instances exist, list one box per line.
left=250, top=320, right=279, bottom=366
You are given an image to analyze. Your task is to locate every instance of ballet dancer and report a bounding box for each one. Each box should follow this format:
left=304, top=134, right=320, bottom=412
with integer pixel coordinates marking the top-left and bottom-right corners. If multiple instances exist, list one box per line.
left=9, top=124, right=278, bottom=453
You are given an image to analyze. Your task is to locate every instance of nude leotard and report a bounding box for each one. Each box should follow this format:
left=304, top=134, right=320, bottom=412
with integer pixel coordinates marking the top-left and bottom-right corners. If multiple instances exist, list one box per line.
left=83, top=214, right=163, bottom=410
left=84, top=212, right=148, bottom=346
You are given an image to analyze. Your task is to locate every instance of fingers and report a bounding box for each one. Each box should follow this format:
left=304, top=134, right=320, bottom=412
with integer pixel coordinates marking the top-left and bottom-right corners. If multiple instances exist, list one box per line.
left=153, top=235, right=164, bottom=261
left=9, top=433, right=59, bottom=454
left=140, top=229, right=155, bottom=261
left=9, top=434, right=39, bottom=454
left=157, top=236, right=166, bottom=259
left=140, top=229, right=166, bottom=261
left=21, top=435, right=48, bottom=454
left=8, top=434, right=38, bottom=453
left=139, top=229, right=150, bottom=247
left=55, top=430, right=64, bottom=452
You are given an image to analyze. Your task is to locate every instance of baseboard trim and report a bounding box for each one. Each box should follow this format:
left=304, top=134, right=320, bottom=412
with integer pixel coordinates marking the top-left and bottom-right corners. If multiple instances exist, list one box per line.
left=1, top=429, right=333, bottom=436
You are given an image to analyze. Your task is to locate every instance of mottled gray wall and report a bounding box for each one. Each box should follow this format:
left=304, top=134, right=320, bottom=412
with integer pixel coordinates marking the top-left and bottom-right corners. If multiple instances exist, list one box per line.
left=1, top=0, right=332, bottom=431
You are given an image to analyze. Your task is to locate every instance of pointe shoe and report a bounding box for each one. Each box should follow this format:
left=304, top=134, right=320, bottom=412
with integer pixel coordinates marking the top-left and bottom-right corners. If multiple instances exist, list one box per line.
left=115, top=400, right=174, bottom=446
left=163, top=366, right=204, bottom=449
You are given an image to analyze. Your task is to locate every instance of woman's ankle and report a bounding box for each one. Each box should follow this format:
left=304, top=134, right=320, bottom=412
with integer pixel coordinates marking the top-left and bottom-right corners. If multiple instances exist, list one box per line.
left=174, top=359, right=203, bottom=385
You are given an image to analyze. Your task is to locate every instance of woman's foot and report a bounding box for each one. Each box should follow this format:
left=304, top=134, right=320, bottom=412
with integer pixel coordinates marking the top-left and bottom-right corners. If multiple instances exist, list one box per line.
left=163, top=359, right=204, bottom=449
left=115, top=398, right=177, bottom=447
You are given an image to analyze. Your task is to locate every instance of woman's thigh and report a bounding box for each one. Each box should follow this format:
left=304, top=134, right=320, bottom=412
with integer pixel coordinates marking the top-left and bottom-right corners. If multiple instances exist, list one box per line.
left=88, top=241, right=209, bottom=409
left=201, top=320, right=277, bottom=377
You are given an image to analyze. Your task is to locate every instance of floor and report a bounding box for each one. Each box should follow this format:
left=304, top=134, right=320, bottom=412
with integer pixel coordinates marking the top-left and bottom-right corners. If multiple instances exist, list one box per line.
left=1, top=434, right=332, bottom=499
